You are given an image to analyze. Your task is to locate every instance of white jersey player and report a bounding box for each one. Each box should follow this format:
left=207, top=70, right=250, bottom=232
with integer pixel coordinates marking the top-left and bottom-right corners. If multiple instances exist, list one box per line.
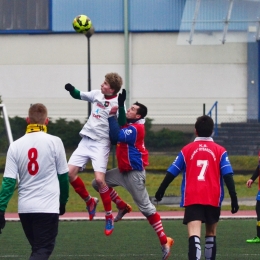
left=79, top=90, right=119, bottom=144
left=64, top=72, right=123, bottom=236
left=0, top=103, right=69, bottom=260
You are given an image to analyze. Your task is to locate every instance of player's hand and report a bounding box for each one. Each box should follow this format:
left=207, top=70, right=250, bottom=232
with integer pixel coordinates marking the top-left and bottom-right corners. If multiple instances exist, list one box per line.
left=155, top=187, right=165, bottom=202
left=65, top=83, right=75, bottom=92
left=109, top=106, right=118, bottom=116
left=118, top=89, right=126, bottom=107
left=246, top=179, right=253, bottom=188
left=59, top=204, right=66, bottom=215
left=231, top=196, right=239, bottom=214
left=0, top=211, right=6, bottom=233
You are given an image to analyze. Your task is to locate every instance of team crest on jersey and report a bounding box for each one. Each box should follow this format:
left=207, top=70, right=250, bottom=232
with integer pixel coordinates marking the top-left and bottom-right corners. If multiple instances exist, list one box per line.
left=124, top=129, right=132, bottom=135
left=104, top=101, right=110, bottom=107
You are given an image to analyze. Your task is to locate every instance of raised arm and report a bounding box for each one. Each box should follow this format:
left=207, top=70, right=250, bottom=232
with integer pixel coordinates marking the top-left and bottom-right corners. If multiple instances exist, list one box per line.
left=65, top=83, right=81, bottom=100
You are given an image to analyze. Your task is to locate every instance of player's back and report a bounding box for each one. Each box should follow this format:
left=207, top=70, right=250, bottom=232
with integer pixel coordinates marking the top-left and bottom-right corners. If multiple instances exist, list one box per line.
left=5, top=131, right=67, bottom=213
left=181, top=138, right=228, bottom=207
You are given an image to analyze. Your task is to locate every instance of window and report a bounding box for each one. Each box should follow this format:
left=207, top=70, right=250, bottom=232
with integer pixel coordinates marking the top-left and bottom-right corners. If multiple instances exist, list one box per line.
left=0, top=0, right=49, bottom=31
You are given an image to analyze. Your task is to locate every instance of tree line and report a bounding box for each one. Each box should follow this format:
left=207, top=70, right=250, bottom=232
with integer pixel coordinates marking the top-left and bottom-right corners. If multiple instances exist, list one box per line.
left=0, top=116, right=192, bottom=154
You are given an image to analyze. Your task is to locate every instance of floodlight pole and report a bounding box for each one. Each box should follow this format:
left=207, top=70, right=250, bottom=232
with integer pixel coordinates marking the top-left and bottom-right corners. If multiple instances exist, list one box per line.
left=85, top=26, right=95, bottom=118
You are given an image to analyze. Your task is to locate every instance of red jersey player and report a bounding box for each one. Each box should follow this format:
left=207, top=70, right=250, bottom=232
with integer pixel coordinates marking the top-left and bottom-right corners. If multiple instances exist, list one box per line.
left=155, top=115, right=239, bottom=260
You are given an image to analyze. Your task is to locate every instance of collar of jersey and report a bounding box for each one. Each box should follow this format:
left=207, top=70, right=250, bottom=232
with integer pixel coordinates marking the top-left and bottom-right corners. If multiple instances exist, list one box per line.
left=104, top=94, right=117, bottom=99
left=26, top=124, right=47, bottom=134
left=194, top=137, right=213, bottom=142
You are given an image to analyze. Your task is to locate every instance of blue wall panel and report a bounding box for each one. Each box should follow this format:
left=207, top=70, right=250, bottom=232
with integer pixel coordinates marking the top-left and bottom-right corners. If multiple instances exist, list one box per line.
left=1, top=0, right=259, bottom=34
left=52, top=0, right=185, bottom=33
left=52, top=0, right=124, bottom=32
left=180, top=0, right=260, bottom=32
left=129, top=0, right=186, bottom=32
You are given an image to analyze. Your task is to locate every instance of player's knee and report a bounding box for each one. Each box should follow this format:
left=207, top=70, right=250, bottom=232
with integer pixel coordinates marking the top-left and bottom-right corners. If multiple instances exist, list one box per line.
left=91, top=179, right=99, bottom=191
left=95, top=177, right=105, bottom=188
left=68, top=165, right=79, bottom=182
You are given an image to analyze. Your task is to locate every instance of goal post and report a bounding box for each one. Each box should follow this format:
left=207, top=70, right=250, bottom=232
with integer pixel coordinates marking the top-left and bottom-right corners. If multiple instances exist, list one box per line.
left=0, top=104, right=13, bottom=144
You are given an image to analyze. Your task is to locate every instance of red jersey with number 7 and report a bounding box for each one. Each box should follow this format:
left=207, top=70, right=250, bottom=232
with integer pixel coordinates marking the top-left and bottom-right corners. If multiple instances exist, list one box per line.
left=167, top=137, right=233, bottom=207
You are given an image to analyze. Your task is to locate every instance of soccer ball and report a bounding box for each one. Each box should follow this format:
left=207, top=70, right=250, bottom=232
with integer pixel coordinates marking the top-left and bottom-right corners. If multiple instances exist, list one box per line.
left=72, top=15, right=92, bottom=33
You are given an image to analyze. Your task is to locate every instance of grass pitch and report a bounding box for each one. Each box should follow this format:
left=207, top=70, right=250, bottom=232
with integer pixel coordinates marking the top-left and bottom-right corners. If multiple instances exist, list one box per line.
left=0, top=219, right=259, bottom=259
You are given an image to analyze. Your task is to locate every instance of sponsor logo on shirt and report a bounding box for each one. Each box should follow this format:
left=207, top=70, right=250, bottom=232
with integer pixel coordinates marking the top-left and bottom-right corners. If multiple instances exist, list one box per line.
left=93, top=108, right=101, bottom=119
left=190, top=147, right=216, bottom=161
left=104, top=101, right=110, bottom=107
left=97, top=103, right=105, bottom=109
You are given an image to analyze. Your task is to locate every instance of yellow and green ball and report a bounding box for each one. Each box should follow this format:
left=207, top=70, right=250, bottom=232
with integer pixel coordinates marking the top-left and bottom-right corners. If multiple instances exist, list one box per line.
left=72, top=15, right=92, bottom=33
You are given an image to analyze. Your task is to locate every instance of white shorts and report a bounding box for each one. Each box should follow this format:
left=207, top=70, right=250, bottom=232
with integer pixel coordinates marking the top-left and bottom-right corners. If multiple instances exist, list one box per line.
left=68, top=136, right=110, bottom=173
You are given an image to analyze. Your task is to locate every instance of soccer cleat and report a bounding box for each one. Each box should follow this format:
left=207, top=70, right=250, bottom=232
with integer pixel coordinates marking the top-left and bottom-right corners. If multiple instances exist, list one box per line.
left=246, top=236, right=260, bottom=243
left=161, top=237, right=174, bottom=260
left=86, top=197, right=99, bottom=221
left=114, top=203, right=132, bottom=222
left=104, top=215, right=114, bottom=236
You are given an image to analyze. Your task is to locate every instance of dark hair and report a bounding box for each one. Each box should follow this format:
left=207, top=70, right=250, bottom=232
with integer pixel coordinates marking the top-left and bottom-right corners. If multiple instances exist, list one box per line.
left=134, top=101, right=147, bottom=118
left=195, top=115, right=214, bottom=137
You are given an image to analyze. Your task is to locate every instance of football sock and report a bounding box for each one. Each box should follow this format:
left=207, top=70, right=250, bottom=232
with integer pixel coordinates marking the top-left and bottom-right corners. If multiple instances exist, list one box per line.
left=257, top=221, right=260, bottom=237
left=188, top=235, right=201, bottom=260
left=109, top=187, right=127, bottom=209
left=205, top=236, right=216, bottom=260
left=70, top=176, right=90, bottom=201
left=106, top=211, right=113, bottom=218
left=99, top=185, right=112, bottom=213
left=147, top=212, right=167, bottom=245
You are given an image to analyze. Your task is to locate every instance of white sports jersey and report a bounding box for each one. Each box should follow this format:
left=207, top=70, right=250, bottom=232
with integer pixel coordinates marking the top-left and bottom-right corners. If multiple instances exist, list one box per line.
left=4, top=132, right=69, bottom=214
left=79, top=90, right=118, bottom=144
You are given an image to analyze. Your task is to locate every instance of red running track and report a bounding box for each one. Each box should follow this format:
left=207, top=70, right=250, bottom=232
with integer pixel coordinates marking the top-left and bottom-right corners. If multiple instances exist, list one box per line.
left=5, top=210, right=256, bottom=221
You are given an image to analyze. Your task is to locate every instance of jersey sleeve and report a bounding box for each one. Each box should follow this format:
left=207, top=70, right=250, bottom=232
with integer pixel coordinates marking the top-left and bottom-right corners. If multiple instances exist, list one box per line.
left=118, top=125, right=138, bottom=144
left=3, top=144, right=19, bottom=180
left=0, top=177, right=16, bottom=212
left=69, top=88, right=81, bottom=100
left=167, top=151, right=185, bottom=177
left=55, top=138, right=69, bottom=175
left=220, top=151, right=233, bottom=176
left=108, top=116, right=120, bottom=144
left=58, top=173, right=69, bottom=205
left=80, top=90, right=99, bottom=103
left=117, top=106, right=127, bottom=126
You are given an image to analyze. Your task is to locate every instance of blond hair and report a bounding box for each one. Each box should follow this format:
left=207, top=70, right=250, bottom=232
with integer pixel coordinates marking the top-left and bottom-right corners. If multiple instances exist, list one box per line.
left=105, top=72, right=123, bottom=94
left=28, top=103, right=48, bottom=124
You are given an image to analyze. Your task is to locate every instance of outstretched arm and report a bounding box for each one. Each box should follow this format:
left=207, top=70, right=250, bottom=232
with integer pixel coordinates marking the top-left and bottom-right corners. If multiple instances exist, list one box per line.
left=117, top=89, right=127, bottom=126
left=108, top=116, right=120, bottom=145
left=65, top=83, right=81, bottom=100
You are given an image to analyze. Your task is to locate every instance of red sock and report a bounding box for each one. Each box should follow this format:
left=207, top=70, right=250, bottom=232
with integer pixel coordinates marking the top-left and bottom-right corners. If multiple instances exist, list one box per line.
left=109, top=187, right=127, bottom=209
left=147, top=212, right=167, bottom=245
left=99, top=185, right=112, bottom=213
left=70, top=176, right=90, bottom=201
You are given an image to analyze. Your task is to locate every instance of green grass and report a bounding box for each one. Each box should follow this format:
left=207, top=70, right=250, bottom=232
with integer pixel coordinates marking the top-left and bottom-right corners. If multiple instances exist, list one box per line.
left=0, top=219, right=259, bottom=259
left=0, top=154, right=259, bottom=173
left=0, top=172, right=258, bottom=213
